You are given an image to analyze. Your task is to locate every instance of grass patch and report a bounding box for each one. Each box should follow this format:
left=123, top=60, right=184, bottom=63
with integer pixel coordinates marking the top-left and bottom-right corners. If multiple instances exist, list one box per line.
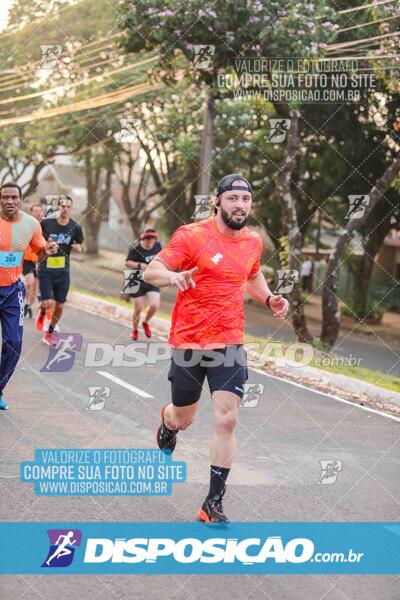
left=309, top=361, right=400, bottom=394
left=72, top=287, right=400, bottom=394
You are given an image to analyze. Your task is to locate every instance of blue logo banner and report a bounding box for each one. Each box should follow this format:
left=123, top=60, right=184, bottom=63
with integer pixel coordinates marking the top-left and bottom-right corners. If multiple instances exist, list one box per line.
left=0, top=522, right=399, bottom=574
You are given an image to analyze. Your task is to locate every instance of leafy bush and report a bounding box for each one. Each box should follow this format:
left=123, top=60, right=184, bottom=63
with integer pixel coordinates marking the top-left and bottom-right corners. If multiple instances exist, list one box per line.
left=342, top=301, right=385, bottom=323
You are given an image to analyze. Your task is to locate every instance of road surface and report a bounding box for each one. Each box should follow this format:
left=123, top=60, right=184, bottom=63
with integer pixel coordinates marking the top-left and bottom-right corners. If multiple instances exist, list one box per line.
left=0, top=304, right=399, bottom=598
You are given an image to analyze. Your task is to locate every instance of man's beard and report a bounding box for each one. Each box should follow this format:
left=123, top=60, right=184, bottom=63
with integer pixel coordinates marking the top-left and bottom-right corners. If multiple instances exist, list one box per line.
left=220, top=206, right=248, bottom=230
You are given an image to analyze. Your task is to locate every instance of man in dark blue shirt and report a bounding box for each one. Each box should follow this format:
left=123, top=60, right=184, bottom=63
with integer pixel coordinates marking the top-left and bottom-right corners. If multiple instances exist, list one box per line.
left=36, top=196, right=84, bottom=346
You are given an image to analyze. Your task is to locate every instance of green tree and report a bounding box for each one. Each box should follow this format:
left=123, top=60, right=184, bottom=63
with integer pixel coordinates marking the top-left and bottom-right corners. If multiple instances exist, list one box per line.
left=118, top=0, right=338, bottom=199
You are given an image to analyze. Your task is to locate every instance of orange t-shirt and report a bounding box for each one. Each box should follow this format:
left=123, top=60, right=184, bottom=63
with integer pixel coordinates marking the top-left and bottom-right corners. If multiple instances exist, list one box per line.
left=0, top=213, right=45, bottom=286
left=156, top=218, right=263, bottom=348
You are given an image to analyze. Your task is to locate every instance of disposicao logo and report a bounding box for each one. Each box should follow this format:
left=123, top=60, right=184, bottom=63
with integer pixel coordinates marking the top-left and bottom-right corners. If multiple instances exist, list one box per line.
left=83, top=536, right=314, bottom=564
left=42, top=529, right=82, bottom=567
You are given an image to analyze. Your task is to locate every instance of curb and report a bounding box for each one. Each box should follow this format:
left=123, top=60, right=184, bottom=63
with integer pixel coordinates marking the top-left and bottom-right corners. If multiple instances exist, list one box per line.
left=68, top=291, right=169, bottom=337
left=69, top=291, right=400, bottom=408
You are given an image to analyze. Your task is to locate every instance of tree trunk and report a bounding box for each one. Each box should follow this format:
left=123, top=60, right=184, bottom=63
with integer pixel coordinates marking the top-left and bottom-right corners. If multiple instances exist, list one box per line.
left=84, top=217, right=100, bottom=255
left=83, top=151, right=101, bottom=255
left=321, top=155, right=400, bottom=346
left=353, top=211, right=393, bottom=315
left=197, top=93, right=216, bottom=195
left=353, top=252, right=375, bottom=315
left=275, top=108, right=313, bottom=344
left=23, top=160, right=46, bottom=198
left=320, top=230, right=353, bottom=346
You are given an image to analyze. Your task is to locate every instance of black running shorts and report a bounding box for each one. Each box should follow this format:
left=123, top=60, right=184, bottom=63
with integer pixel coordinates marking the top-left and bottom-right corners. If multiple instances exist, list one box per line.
left=129, top=281, right=160, bottom=298
left=168, top=345, right=248, bottom=407
left=38, top=269, right=70, bottom=303
left=22, top=260, right=36, bottom=277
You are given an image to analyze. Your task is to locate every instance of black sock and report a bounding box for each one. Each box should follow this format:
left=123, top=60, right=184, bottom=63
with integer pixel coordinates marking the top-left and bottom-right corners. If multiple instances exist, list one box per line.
left=48, top=324, right=54, bottom=334
left=208, top=465, right=230, bottom=499
left=40, top=306, right=46, bottom=315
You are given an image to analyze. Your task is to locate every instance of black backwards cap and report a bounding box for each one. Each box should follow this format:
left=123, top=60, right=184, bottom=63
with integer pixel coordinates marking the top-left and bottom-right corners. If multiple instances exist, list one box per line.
left=216, top=173, right=252, bottom=196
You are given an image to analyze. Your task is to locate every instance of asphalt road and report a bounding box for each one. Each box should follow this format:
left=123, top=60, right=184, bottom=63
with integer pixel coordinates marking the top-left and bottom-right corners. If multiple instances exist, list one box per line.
left=0, top=305, right=399, bottom=598
left=71, top=260, right=400, bottom=377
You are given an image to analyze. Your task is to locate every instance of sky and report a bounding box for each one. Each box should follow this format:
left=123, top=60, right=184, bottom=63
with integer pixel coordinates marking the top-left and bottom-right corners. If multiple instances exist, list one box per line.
left=0, top=0, right=12, bottom=32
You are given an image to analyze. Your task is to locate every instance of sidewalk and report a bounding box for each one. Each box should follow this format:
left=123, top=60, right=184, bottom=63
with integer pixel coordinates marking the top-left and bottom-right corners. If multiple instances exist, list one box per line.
left=74, top=249, right=400, bottom=344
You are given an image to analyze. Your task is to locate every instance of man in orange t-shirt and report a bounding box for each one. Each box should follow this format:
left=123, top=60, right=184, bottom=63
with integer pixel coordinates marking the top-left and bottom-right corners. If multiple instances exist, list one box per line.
left=144, top=174, right=289, bottom=522
left=0, top=184, right=57, bottom=410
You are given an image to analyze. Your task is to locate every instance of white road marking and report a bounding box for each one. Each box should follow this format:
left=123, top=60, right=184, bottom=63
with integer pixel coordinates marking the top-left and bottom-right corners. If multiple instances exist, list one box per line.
left=250, top=367, right=400, bottom=424
left=97, top=371, right=154, bottom=398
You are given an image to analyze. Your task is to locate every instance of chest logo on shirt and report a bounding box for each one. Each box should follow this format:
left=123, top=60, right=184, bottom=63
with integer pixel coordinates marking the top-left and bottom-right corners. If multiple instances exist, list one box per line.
left=50, top=233, right=72, bottom=244
left=211, top=253, right=223, bottom=265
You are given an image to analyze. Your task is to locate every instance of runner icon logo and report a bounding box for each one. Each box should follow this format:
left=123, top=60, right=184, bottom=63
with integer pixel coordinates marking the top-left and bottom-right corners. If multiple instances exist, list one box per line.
left=192, top=45, right=215, bottom=69
left=318, top=460, right=343, bottom=485
left=40, top=333, right=83, bottom=372
left=86, top=386, right=110, bottom=410
left=121, top=269, right=144, bottom=294
left=42, top=529, right=82, bottom=568
left=276, top=270, right=299, bottom=294
left=240, top=383, right=264, bottom=408
left=346, top=195, right=369, bottom=220
left=43, top=195, right=66, bottom=218
left=40, top=45, right=62, bottom=69
left=193, top=195, right=213, bottom=220
left=118, top=117, right=140, bottom=143
left=267, top=119, right=291, bottom=143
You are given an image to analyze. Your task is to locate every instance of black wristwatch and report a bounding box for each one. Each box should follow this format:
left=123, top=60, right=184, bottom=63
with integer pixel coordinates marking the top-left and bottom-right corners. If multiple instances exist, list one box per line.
left=265, top=294, right=273, bottom=308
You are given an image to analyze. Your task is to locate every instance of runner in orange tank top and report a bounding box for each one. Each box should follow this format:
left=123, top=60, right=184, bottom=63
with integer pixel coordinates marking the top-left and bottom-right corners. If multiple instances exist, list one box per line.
left=144, top=174, right=290, bottom=522
left=0, top=184, right=57, bottom=410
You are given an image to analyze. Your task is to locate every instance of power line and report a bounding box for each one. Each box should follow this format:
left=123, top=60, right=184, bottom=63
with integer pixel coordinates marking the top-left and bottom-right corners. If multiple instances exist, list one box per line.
left=0, top=80, right=164, bottom=127
left=337, top=0, right=398, bottom=15
left=337, top=14, right=400, bottom=34
left=0, top=34, right=125, bottom=89
left=326, top=31, right=400, bottom=51
left=0, top=56, right=158, bottom=106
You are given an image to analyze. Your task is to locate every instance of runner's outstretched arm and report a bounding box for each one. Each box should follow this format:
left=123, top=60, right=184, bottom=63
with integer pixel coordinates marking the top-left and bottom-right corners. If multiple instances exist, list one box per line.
left=144, top=259, right=198, bottom=292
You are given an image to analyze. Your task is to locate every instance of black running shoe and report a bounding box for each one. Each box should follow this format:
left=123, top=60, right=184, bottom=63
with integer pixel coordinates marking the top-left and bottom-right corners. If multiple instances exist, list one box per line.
left=156, top=405, right=178, bottom=453
left=198, top=485, right=229, bottom=523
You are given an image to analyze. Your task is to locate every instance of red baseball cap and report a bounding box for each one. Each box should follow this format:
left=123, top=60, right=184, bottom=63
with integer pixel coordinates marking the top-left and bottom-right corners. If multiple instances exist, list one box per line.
left=140, top=229, right=158, bottom=241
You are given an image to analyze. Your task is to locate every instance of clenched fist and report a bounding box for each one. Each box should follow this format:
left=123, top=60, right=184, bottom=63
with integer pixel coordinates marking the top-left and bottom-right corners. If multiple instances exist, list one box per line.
left=268, top=294, right=289, bottom=320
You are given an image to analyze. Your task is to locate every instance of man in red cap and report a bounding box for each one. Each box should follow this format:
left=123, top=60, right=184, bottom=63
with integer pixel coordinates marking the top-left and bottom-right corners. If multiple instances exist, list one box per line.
left=125, top=228, right=162, bottom=340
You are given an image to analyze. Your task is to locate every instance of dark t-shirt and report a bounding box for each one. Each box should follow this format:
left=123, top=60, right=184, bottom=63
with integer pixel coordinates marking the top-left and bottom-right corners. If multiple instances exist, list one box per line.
left=39, top=218, right=84, bottom=271
left=126, top=241, right=162, bottom=266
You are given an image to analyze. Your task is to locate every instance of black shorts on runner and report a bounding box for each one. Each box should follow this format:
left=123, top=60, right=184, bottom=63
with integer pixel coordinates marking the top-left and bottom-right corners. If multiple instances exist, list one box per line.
left=129, top=281, right=160, bottom=298
left=22, top=260, right=36, bottom=277
left=39, top=269, right=70, bottom=303
left=168, top=345, right=248, bottom=406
